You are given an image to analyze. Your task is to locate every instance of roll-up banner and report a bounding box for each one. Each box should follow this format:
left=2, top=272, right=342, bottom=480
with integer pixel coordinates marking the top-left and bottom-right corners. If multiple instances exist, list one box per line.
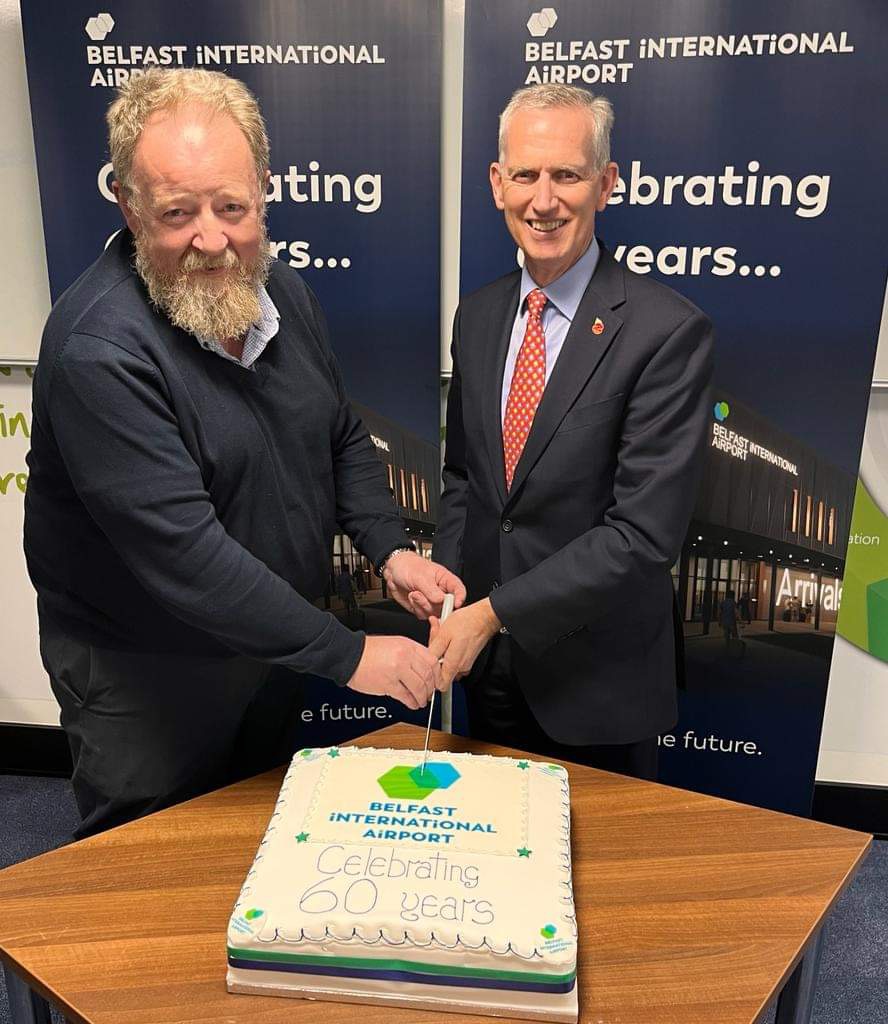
left=819, top=391, right=888, bottom=792
left=460, top=1, right=888, bottom=813
left=19, top=1, right=444, bottom=744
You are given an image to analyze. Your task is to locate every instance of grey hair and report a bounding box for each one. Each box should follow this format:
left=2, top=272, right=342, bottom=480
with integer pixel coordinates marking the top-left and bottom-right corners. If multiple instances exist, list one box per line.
left=498, top=84, right=614, bottom=170
left=107, top=68, right=269, bottom=209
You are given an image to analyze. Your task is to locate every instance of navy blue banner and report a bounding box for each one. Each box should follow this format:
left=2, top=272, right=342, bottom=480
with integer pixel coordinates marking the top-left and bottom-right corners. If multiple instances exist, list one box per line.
left=460, top=1, right=888, bottom=813
left=20, top=0, right=444, bottom=744
left=21, top=0, right=440, bottom=443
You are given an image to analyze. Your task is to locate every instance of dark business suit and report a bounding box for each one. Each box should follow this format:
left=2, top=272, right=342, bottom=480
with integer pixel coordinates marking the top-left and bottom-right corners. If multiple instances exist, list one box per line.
left=434, top=243, right=713, bottom=757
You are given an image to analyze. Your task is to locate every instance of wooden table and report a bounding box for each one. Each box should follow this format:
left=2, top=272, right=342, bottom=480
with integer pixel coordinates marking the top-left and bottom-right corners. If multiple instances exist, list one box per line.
left=0, top=724, right=871, bottom=1024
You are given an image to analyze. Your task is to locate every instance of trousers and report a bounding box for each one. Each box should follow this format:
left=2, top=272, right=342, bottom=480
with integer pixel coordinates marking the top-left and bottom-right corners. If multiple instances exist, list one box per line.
left=465, top=635, right=659, bottom=781
left=40, top=619, right=306, bottom=838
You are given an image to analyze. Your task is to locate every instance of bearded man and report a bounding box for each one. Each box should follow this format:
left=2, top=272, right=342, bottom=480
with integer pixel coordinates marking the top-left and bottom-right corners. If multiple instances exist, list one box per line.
left=24, top=69, right=462, bottom=837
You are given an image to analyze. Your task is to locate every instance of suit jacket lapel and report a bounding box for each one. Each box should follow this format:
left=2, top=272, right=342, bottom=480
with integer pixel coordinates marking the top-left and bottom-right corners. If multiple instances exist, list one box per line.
left=481, top=275, right=520, bottom=507
left=506, top=246, right=627, bottom=502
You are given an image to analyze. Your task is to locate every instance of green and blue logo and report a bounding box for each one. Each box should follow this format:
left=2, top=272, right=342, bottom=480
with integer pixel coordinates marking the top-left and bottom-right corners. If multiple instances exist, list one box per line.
left=377, top=762, right=460, bottom=800
left=714, top=401, right=730, bottom=422
left=540, top=923, right=557, bottom=939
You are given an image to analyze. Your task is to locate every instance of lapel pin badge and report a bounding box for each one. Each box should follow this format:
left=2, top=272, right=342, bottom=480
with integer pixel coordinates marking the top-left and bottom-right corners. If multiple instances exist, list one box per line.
left=591, top=317, right=605, bottom=335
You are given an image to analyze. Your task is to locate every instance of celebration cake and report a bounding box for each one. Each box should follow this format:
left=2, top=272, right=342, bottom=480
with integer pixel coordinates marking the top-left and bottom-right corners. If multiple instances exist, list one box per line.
left=227, top=745, right=578, bottom=1021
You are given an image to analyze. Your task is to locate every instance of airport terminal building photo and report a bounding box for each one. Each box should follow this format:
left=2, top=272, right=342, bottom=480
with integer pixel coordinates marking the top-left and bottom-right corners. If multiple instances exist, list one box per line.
left=675, top=393, right=855, bottom=636
left=339, top=391, right=855, bottom=632
left=329, top=403, right=439, bottom=602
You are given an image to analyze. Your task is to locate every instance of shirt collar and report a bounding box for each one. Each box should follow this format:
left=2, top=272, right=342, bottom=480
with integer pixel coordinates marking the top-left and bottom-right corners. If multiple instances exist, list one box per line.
left=519, top=237, right=600, bottom=321
left=255, top=284, right=281, bottom=335
left=195, top=284, right=280, bottom=364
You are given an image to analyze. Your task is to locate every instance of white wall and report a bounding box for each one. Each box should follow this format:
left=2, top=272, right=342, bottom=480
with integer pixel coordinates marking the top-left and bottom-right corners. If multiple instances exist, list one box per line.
left=874, top=277, right=888, bottom=382
left=439, top=0, right=464, bottom=377
left=0, top=0, right=50, bottom=358
left=0, top=0, right=56, bottom=725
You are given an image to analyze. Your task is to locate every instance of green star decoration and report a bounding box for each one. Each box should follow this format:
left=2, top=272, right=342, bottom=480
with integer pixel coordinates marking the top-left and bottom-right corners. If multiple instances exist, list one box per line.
left=328, top=748, right=340, bottom=758
left=517, top=761, right=530, bottom=770
left=517, top=847, right=532, bottom=858
left=299, top=749, right=313, bottom=758
left=295, top=832, right=310, bottom=843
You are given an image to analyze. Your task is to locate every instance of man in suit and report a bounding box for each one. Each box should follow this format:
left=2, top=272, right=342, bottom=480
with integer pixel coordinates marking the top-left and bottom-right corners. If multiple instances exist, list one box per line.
left=429, top=84, right=713, bottom=779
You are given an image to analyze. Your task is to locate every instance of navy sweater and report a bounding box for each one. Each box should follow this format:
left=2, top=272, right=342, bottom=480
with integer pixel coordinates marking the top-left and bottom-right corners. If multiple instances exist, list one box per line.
left=24, top=231, right=409, bottom=684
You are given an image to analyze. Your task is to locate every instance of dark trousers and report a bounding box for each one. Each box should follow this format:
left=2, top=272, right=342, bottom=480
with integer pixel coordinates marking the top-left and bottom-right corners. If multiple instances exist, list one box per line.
left=465, top=636, right=659, bottom=781
left=40, top=621, right=306, bottom=838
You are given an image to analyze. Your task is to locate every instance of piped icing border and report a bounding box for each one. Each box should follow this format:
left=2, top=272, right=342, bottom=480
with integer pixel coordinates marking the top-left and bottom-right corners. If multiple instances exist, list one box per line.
left=230, top=746, right=577, bottom=960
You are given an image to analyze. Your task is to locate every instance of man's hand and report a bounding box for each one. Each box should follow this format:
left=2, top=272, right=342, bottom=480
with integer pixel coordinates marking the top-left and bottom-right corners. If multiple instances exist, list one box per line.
left=347, top=635, right=441, bottom=710
left=428, top=598, right=502, bottom=689
left=383, top=550, right=467, bottom=620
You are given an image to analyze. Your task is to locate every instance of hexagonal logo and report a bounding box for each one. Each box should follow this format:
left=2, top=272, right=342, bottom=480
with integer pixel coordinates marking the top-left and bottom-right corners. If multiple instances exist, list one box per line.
left=85, top=13, right=115, bottom=41
left=527, top=8, right=558, bottom=38
left=714, top=400, right=730, bottom=422
left=414, top=762, right=460, bottom=789
left=377, top=762, right=461, bottom=799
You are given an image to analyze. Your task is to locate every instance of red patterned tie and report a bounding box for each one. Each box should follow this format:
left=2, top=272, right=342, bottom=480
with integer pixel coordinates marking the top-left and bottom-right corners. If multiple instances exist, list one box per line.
left=503, top=288, right=547, bottom=490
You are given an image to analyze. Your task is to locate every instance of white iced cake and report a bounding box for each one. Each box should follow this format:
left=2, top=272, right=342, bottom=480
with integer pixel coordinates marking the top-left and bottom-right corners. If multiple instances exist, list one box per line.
left=227, top=745, right=578, bottom=1021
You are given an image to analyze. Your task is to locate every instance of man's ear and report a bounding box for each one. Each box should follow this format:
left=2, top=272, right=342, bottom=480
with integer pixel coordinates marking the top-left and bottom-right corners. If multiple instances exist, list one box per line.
left=489, top=162, right=506, bottom=211
left=112, top=180, right=141, bottom=234
left=596, top=162, right=620, bottom=212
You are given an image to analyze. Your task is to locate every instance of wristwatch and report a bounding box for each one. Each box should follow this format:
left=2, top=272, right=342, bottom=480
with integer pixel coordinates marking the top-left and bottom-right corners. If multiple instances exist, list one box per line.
left=374, top=545, right=415, bottom=578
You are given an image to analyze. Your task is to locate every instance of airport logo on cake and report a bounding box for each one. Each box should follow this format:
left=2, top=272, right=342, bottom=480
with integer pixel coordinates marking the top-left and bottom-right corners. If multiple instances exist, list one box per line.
left=377, top=762, right=460, bottom=800
left=539, top=920, right=574, bottom=955
left=301, top=751, right=524, bottom=854
left=230, top=907, right=265, bottom=937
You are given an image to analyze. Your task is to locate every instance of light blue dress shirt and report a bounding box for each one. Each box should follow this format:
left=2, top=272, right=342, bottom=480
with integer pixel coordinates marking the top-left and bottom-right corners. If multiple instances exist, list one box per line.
left=196, top=284, right=280, bottom=369
left=501, top=238, right=601, bottom=423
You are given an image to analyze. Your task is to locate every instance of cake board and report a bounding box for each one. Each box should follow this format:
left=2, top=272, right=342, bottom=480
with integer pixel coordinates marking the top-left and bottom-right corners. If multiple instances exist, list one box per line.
left=227, top=966, right=579, bottom=1022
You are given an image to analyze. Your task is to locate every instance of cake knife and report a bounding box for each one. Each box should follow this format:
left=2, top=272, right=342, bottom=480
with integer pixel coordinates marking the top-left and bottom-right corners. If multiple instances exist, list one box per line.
left=421, top=592, right=455, bottom=775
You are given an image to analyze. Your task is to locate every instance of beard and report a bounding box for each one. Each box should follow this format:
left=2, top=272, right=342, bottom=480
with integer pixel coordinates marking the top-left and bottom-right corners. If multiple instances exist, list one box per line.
left=134, top=222, right=272, bottom=341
